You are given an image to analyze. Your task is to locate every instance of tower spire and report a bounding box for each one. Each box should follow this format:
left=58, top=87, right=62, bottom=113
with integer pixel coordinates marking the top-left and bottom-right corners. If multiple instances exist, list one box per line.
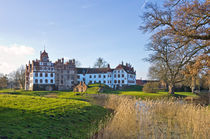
left=43, top=40, right=46, bottom=51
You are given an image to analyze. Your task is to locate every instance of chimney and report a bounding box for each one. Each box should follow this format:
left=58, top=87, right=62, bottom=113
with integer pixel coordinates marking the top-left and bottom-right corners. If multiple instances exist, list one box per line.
left=107, top=64, right=110, bottom=68
left=62, top=58, right=64, bottom=64
left=122, top=61, right=124, bottom=65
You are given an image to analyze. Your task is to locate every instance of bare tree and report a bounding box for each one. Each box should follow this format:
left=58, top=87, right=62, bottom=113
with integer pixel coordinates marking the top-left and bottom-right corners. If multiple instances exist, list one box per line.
left=140, top=0, right=209, bottom=54
left=8, top=66, right=25, bottom=89
left=183, top=54, right=210, bottom=92
left=146, top=34, right=201, bottom=94
left=141, top=0, right=209, bottom=94
left=16, top=66, right=25, bottom=89
left=94, top=57, right=108, bottom=68
left=0, top=73, right=8, bottom=89
left=148, top=61, right=169, bottom=91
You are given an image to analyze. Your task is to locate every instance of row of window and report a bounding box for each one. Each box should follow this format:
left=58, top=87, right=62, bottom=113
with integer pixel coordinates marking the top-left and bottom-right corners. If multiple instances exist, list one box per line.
left=35, top=73, right=54, bottom=77
left=89, top=74, right=112, bottom=78
left=114, top=70, right=124, bottom=73
left=114, top=74, right=125, bottom=78
left=78, top=74, right=126, bottom=79
left=129, top=75, right=135, bottom=78
left=84, top=80, right=125, bottom=84
left=35, top=67, right=54, bottom=71
left=35, top=79, right=54, bottom=84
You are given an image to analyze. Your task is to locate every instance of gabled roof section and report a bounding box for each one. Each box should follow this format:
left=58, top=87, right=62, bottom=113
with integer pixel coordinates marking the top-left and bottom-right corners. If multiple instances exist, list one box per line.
left=115, top=64, right=136, bottom=74
left=40, top=50, right=49, bottom=62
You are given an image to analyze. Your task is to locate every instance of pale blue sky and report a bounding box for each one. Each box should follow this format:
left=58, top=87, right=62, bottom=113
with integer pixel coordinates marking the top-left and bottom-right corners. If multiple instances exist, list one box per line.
left=0, top=0, right=154, bottom=79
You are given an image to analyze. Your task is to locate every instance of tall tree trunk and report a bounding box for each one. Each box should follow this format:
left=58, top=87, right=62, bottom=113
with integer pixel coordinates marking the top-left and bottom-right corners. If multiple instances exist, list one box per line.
left=168, top=84, right=175, bottom=94
left=191, top=77, right=196, bottom=93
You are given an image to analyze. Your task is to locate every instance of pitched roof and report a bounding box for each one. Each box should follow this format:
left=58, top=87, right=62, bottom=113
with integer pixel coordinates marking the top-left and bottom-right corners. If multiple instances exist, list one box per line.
left=76, top=68, right=113, bottom=74
left=115, top=64, right=136, bottom=74
left=41, top=50, right=49, bottom=58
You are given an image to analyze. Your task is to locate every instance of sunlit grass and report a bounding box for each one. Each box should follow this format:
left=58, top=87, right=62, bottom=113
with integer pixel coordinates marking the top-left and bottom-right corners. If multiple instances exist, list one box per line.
left=0, top=94, right=109, bottom=138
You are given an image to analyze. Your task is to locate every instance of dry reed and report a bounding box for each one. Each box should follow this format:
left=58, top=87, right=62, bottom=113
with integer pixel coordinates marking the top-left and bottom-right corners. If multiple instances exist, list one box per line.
left=91, top=95, right=210, bottom=139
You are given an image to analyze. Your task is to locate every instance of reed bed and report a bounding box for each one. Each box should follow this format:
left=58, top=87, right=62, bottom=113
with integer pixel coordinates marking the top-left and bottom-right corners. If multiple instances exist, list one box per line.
left=91, top=95, right=210, bottom=139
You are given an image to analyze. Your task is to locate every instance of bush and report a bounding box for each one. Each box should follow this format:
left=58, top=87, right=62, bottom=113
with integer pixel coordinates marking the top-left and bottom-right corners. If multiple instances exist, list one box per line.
left=143, top=82, right=160, bottom=93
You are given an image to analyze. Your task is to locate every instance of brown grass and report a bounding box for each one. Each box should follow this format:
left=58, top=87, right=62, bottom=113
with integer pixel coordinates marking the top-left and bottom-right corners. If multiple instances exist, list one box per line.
left=91, top=95, right=210, bottom=139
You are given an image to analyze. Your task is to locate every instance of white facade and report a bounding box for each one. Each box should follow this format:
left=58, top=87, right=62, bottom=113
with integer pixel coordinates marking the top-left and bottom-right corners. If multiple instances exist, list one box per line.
left=77, top=65, right=136, bottom=88
left=28, top=61, right=55, bottom=89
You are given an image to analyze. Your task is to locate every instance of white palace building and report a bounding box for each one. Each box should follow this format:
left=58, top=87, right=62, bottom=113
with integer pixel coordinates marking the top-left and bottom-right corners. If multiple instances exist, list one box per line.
left=25, top=50, right=136, bottom=91
left=77, top=63, right=136, bottom=88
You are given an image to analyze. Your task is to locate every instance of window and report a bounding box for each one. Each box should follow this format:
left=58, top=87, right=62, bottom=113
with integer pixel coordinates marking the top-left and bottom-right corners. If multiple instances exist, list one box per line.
left=90, top=75, right=92, bottom=78
left=67, top=75, right=70, bottom=80
left=45, top=79, right=48, bottom=83
left=40, top=73, right=43, bottom=77
left=61, top=80, right=63, bottom=84
left=35, top=79, right=38, bottom=83
left=122, top=80, right=124, bottom=84
left=114, top=74, right=116, bottom=78
left=77, top=75, right=80, bottom=79
left=99, top=75, right=101, bottom=78
left=67, top=71, right=69, bottom=74
left=114, top=80, right=117, bottom=83
left=104, top=80, right=106, bottom=83
left=118, top=80, right=120, bottom=83
left=40, top=79, right=43, bottom=83
left=94, top=75, right=96, bottom=78
left=90, top=81, right=92, bottom=84
left=118, top=74, right=120, bottom=78
left=99, top=81, right=101, bottom=83
left=61, top=75, right=63, bottom=79
left=50, top=73, right=53, bottom=77
left=45, top=73, right=48, bottom=77
left=104, top=75, right=106, bottom=78
left=122, top=74, right=124, bottom=78
left=35, top=73, right=38, bottom=77
left=50, top=79, right=53, bottom=83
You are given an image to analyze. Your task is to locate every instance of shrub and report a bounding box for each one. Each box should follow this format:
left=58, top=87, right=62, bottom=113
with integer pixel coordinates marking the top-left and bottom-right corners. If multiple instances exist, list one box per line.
left=143, top=82, right=160, bottom=93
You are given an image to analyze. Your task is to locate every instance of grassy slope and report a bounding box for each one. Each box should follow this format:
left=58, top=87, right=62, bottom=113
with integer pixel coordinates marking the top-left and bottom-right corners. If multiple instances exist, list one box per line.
left=0, top=93, right=108, bottom=139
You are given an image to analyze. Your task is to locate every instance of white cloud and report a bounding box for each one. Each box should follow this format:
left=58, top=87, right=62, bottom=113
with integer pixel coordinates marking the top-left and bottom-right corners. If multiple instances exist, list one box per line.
left=0, top=44, right=35, bottom=74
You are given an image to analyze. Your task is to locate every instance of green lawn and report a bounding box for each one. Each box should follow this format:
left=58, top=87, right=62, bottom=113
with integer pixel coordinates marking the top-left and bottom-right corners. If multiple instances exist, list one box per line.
left=0, top=93, right=109, bottom=138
